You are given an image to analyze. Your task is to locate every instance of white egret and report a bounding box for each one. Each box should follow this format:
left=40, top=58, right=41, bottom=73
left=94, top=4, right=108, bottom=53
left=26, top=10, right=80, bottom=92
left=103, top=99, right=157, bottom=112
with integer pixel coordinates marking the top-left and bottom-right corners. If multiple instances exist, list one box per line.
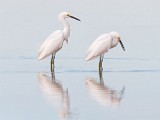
left=85, top=31, right=125, bottom=71
left=38, top=12, right=80, bottom=71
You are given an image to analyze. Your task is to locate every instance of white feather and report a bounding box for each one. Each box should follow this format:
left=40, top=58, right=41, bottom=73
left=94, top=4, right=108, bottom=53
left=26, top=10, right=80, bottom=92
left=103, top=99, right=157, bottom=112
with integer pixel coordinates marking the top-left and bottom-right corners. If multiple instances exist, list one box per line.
left=38, top=30, right=64, bottom=60
left=85, top=34, right=112, bottom=61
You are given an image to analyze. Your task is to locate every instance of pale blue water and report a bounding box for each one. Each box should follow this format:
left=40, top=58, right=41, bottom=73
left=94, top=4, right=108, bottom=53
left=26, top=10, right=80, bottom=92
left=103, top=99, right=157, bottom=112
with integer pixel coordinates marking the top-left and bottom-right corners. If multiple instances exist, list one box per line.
left=0, top=57, right=160, bottom=120
left=1, top=0, right=160, bottom=120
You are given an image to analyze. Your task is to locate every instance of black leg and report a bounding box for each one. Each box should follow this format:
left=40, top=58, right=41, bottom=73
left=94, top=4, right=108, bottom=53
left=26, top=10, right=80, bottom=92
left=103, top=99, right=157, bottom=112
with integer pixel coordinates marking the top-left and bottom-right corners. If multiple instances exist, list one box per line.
left=50, top=54, right=56, bottom=82
left=99, top=64, right=104, bottom=85
left=99, top=56, right=101, bottom=72
left=99, top=55, right=103, bottom=73
left=98, top=55, right=104, bottom=85
left=50, top=54, right=55, bottom=73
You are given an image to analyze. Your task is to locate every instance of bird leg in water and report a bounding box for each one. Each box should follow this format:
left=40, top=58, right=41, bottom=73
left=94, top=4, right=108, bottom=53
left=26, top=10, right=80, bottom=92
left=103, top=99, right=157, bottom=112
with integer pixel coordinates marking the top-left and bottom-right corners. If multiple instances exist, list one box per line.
left=50, top=54, right=55, bottom=73
left=99, top=55, right=104, bottom=73
left=99, top=67, right=104, bottom=85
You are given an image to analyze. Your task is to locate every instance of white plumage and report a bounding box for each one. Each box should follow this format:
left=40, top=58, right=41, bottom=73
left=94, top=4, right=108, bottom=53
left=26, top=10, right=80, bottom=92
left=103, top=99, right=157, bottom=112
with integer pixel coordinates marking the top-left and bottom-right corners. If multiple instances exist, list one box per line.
left=85, top=34, right=112, bottom=61
left=38, top=12, right=80, bottom=61
left=38, top=30, right=64, bottom=60
left=85, top=31, right=125, bottom=61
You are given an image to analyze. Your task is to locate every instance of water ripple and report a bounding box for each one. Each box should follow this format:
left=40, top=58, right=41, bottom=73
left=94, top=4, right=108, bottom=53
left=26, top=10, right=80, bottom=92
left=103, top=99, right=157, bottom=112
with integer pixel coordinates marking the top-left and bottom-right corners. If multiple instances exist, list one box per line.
left=1, top=69, right=160, bottom=74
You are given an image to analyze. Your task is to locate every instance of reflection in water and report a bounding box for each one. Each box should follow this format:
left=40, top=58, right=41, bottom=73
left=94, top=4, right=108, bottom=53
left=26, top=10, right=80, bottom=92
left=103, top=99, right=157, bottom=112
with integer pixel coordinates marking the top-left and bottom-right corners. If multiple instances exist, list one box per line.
left=85, top=71, right=125, bottom=106
left=38, top=72, right=71, bottom=120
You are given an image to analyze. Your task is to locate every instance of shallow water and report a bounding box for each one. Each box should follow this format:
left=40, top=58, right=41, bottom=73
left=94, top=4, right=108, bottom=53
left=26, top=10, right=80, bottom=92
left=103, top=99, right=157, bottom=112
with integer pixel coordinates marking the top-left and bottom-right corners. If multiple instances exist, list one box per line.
left=1, top=0, right=160, bottom=119
left=0, top=57, right=160, bottom=120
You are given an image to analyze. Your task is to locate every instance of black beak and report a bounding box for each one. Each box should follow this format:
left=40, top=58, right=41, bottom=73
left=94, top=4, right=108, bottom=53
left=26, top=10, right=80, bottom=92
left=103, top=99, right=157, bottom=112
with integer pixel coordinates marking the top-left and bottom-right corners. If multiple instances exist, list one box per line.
left=119, top=40, right=125, bottom=51
left=69, top=15, right=81, bottom=21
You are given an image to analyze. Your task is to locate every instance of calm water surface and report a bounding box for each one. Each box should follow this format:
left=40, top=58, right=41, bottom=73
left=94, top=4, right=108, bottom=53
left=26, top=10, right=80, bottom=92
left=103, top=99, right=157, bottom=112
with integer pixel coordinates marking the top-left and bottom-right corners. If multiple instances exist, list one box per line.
left=0, top=57, right=160, bottom=120
left=0, top=0, right=160, bottom=120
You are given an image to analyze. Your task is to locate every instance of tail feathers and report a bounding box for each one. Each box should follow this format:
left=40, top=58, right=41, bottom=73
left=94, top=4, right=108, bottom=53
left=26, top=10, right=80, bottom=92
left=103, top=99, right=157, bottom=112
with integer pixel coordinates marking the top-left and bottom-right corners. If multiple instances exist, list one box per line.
left=38, top=57, right=43, bottom=60
left=38, top=55, right=45, bottom=60
left=85, top=55, right=96, bottom=61
left=85, top=54, right=91, bottom=61
left=38, top=52, right=55, bottom=60
left=38, top=52, right=48, bottom=60
left=85, top=57, right=91, bottom=61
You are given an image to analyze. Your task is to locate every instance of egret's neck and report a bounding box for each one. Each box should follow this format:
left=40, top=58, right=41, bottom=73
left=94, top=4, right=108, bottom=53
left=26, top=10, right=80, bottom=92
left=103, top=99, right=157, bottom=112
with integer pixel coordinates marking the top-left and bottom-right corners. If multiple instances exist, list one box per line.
left=60, top=18, right=70, bottom=40
left=110, top=35, right=119, bottom=48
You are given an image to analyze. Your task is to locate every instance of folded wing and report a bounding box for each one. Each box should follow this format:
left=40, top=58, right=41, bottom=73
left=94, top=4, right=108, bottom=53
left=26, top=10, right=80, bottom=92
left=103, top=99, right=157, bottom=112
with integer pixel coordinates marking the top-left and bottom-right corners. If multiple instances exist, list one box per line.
left=85, top=34, right=112, bottom=61
left=38, top=30, right=64, bottom=60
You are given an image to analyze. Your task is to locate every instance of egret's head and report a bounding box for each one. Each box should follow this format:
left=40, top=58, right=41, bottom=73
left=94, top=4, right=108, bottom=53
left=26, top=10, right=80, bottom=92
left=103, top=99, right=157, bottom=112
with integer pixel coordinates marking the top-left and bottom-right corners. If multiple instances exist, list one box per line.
left=59, top=12, right=81, bottom=21
left=109, top=31, right=120, bottom=40
left=109, top=31, right=125, bottom=51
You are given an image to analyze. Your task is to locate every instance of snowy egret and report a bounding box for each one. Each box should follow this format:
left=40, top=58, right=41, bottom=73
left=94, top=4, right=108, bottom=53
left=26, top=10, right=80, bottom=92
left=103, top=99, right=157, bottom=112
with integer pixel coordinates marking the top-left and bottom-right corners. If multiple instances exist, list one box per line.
left=85, top=31, right=125, bottom=71
left=38, top=12, right=80, bottom=72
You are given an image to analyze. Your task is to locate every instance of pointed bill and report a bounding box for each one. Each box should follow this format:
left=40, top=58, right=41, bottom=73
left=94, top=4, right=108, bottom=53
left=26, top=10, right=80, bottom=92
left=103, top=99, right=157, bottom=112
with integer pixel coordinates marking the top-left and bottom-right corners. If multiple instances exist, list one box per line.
left=119, top=40, right=125, bottom=51
left=69, top=15, right=81, bottom=21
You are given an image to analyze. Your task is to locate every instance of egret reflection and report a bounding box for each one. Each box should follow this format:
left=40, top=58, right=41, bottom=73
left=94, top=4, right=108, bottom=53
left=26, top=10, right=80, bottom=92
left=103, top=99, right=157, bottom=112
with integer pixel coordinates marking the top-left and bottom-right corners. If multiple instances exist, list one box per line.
left=85, top=71, right=125, bottom=106
left=38, top=72, right=71, bottom=120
